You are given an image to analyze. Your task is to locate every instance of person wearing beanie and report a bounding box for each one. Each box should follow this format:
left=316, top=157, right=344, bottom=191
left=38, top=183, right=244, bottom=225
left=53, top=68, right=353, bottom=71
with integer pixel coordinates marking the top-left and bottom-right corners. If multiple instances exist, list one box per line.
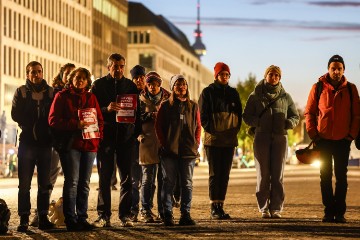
left=155, top=75, right=201, bottom=226
left=198, top=62, right=242, bottom=220
left=130, top=65, right=146, bottom=94
left=304, top=55, right=360, bottom=223
left=138, top=71, right=170, bottom=224
left=243, top=65, right=299, bottom=219
left=126, top=65, right=147, bottom=222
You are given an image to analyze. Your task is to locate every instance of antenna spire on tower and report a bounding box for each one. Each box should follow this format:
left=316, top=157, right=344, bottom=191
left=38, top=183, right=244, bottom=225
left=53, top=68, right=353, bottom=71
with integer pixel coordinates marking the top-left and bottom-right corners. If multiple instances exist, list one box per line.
left=192, top=0, right=206, bottom=57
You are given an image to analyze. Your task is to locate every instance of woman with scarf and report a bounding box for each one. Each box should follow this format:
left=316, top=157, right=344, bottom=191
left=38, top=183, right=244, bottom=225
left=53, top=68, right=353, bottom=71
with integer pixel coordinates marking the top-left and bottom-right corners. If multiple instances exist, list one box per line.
left=48, top=67, right=104, bottom=231
left=243, top=65, right=299, bottom=219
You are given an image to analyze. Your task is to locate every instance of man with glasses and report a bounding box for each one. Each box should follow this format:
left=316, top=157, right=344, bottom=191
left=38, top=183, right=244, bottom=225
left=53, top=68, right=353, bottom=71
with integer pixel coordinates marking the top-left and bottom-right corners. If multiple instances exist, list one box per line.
left=91, top=53, right=141, bottom=227
left=199, top=62, right=242, bottom=220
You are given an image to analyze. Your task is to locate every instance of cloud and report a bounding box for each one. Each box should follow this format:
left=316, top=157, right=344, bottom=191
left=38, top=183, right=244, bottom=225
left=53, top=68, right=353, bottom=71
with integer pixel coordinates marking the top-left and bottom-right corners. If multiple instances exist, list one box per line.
left=171, top=16, right=360, bottom=32
left=308, top=1, right=360, bottom=7
left=302, top=35, right=360, bottom=41
left=250, top=0, right=360, bottom=7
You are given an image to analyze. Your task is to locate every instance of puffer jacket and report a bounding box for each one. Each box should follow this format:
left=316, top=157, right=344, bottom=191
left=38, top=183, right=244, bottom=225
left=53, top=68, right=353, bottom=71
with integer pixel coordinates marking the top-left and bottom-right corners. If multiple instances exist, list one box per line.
left=138, top=88, right=170, bottom=165
left=11, top=79, right=54, bottom=147
left=48, top=87, right=104, bottom=152
left=304, top=73, right=360, bottom=140
left=243, top=80, right=299, bottom=135
left=198, top=81, right=242, bottom=147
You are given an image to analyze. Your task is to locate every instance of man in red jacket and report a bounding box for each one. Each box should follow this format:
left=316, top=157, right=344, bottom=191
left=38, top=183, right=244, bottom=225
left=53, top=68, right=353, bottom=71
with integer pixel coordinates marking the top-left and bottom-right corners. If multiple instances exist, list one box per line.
left=304, top=55, right=360, bottom=223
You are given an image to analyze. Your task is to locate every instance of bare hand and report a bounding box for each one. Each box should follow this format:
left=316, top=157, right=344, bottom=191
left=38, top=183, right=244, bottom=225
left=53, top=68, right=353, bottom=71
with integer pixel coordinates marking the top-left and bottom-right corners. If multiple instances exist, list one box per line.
left=107, top=102, right=122, bottom=112
left=78, top=120, right=94, bottom=129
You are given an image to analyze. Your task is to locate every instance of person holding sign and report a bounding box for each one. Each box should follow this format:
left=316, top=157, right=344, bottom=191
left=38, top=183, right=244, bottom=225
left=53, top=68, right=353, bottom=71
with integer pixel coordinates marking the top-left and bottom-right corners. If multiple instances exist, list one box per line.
left=48, top=67, right=103, bottom=231
left=91, top=53, right=141, bottom=228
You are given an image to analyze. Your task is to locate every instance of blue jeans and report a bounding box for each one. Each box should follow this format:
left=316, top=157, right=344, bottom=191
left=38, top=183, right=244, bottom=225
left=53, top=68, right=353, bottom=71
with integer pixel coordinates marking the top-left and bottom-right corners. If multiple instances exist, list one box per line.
left=17, top=143, right=52, bottom=216
left=161, top=156, right=195, bottom=216
left=141, top=164, right=162, bottom=213
left=62, top=149, right=96, bottom=223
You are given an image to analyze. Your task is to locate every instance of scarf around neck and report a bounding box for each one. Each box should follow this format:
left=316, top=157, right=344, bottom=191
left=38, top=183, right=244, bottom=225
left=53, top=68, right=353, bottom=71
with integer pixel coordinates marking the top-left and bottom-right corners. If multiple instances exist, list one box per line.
left=262, top=80, right=283, bottom=101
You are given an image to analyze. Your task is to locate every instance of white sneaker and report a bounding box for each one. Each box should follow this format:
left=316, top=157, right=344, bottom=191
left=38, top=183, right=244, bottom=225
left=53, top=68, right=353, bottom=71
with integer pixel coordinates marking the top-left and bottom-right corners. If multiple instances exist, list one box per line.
left=120, top=217, right=134, bottom=227
left=261, top=210, right=271, bottom=218
left=271, top=211, right=282, bottom=218
left=92, top=216, right=111, bottom=228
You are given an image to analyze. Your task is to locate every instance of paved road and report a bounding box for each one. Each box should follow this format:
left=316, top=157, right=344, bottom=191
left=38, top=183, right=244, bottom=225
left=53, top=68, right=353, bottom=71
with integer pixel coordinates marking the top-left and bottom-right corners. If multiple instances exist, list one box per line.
left=0, top=164, right=359, bottom=239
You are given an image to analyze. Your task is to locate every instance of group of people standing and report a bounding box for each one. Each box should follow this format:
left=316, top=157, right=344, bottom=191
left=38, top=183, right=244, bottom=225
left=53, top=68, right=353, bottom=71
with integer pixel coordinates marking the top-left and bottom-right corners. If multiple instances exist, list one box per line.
left=10, top=53, right=357, bottom=233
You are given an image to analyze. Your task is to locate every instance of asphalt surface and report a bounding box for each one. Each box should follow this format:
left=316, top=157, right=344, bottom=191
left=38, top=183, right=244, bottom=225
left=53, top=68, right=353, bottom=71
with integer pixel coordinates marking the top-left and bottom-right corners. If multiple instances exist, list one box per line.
left=0, top=164, right=359, bottom=239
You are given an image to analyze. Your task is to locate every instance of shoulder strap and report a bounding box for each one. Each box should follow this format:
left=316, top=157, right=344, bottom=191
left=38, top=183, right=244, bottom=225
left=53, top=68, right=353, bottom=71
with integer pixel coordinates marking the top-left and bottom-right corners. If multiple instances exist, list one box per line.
left=315, top=81, right=323, bottom=103
left=316, top=81, right=353, bottom=112
left=19, top=85, right=27, bottom=99
left=258, top=93, right=286, bottom=118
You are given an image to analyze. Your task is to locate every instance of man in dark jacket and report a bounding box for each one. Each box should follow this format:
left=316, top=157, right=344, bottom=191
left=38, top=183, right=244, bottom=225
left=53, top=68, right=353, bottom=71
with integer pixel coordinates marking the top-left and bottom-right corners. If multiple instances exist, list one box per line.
left=91, top=53, right=140, bottom=227
left=11, top=61, right=55, bottom=232
left=199, top=62, right=242, bottom=220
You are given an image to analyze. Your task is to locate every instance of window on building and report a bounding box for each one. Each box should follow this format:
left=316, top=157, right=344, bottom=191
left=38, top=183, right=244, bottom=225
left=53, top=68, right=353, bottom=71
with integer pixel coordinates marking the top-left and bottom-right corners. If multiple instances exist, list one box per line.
left=3, top=46, right=6, bottom=75
left=133, top=31, right=138, bottom=44
left=139, top=54, right=153, bottom=69
left=9, top=9, right=12, bottom=38
left=127, top=31, right=132, bottom=43
left=139, top=32, right=144, bottom=43
left=3, top=8, right=6, bottom=36
left=145, top=31, right=150, bottom=43
left=93, top=21, right=102, bottom=37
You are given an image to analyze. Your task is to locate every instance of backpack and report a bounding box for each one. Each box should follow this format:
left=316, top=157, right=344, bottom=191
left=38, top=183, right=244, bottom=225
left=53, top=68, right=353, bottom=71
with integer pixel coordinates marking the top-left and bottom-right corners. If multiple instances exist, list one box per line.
left=0, top=199, right=10, bottom=235
left=315, top=81, right=360, bottom=149
left=19, top=85, right=54, bottom=142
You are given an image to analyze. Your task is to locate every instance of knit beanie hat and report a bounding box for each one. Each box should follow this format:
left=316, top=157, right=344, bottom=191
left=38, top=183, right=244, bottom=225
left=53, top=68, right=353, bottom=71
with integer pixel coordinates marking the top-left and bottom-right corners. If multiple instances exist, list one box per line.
left=214, top=62, right=230, bottom=78
left=130, top=65, right=145, bottom=79
left=264, top=65, right=282, bottom=79
left=170, top=74, right=185, bottom=90
left=145, top=71, right=162, bottom=86
left=328, top=55, right=345, bottom=70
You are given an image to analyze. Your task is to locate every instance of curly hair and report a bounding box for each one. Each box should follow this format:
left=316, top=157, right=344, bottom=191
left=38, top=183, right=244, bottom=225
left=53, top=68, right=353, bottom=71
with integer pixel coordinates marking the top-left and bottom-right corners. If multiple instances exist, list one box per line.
left=52, top=63, right=76, bottom=88
left=66, top=67, right=92, bottom=90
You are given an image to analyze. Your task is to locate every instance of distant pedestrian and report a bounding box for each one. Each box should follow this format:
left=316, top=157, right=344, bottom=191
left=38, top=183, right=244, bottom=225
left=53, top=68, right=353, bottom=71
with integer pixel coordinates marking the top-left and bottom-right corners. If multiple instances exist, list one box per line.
left=91, top=53, right=141, bottom=227
left=304, top=55, right=360, bottom=223
left=155, top=74, right=201, bottom=226
left=198, top=62, right=242, bottom=220
left=11, top=61, right=55, bottom=232
left=243, top=65, right=300, bottom=218
left=49, top=67, right=104, bottom=231
left=139, top=71, right=170, bottom=223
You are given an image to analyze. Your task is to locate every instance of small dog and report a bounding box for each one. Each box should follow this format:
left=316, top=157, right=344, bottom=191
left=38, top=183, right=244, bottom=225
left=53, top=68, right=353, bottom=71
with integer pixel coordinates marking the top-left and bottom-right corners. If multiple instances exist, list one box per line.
left=48, top=197, right=65, bottom=227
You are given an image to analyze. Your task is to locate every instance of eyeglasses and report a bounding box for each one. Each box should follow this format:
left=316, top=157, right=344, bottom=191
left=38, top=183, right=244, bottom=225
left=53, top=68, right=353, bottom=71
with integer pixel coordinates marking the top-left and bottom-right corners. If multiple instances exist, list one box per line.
left=218, top=73, right=230, bottom=78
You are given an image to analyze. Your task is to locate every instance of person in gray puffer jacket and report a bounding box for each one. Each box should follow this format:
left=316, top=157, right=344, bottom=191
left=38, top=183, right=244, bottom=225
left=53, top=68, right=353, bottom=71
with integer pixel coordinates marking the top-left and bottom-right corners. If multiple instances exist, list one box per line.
left=243, top=65, right=299, bottom=219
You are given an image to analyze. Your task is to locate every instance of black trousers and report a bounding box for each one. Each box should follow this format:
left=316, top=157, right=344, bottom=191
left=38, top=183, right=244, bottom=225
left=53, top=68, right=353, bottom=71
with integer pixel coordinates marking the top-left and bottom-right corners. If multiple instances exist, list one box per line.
left=206, top=146, right=234, bottom=202
left=317, top=138, right=351, bottom=217
left=96, top=137, right=135, bottom=219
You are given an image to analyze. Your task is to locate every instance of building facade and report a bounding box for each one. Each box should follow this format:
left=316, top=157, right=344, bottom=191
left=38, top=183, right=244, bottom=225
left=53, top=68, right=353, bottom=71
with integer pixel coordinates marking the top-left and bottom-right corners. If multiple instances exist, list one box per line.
left=127, top=2, right=212, bottom=101
left=92, top=0, right=128, bottom=79
left=0, top=0, right=93, bottom=137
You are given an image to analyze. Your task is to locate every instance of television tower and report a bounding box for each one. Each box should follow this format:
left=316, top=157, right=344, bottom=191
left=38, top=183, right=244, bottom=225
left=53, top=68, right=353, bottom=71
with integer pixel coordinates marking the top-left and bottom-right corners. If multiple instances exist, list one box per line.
left=192, top=0, right=206, bottom=57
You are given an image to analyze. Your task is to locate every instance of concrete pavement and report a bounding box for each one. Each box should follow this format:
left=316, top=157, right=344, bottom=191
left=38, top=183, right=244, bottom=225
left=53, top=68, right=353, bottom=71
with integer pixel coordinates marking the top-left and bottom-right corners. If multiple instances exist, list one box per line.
left=0, top=164, right=359, bottom=239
